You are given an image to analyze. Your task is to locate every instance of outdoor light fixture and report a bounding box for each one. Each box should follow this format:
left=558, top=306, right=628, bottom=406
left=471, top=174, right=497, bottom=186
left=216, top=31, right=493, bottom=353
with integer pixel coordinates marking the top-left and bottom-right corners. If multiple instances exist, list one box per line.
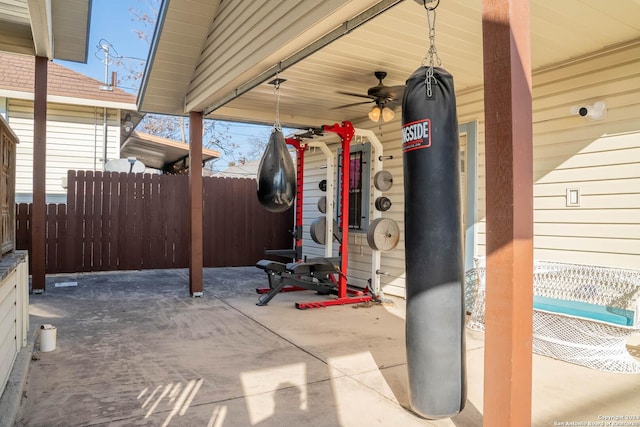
left=368, top=105, right=395, bottom=123
left=368, top=105, right=381, bottom=122
left=123, top=113, right=133, bottom=132
left=381, top=106, right=395, bottom=121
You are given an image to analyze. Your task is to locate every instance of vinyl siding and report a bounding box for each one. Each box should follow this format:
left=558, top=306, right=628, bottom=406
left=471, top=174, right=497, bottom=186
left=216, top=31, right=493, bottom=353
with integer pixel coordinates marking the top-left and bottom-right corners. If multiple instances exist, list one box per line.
left=189, top=0, right=340, bottom=109
left=186, top=0, right=379, bottom=111
left=301, top=139, right=339, bottom=260
left=0, top=256, right=28, bottom=400
left=529, top=43, right=640, bottom=268
left=0, top=270, right=17, bottom=398
left=456, top=42, right=640, bottom=269
left=353, top=121, right=406, bottom=297
left=301, top=121, right=407, bottom=297
left=302, top=43, right=640, bottom=298
left=8, top=99, right=120, bottom=201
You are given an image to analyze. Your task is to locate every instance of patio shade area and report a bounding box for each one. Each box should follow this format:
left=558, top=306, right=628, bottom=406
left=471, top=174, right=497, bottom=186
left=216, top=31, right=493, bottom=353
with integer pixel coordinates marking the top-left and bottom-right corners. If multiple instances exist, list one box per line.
left=120, top=131, right=221, bottom=171
left=139, top=0, right=640, bottom=126
left=7, top=268, right=640, bottom=426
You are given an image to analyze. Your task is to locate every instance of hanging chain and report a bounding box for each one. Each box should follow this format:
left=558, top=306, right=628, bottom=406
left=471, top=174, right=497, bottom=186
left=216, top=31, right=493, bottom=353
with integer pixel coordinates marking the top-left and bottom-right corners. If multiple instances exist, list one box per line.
left=273, top=73, right=282, bottom=131
left=421, top=0, right=441, bottom=97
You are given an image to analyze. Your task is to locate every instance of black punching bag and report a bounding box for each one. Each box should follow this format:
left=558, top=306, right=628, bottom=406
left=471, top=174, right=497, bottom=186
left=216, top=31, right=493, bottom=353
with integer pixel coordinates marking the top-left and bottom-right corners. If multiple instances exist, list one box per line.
left=257, top=129, right=296, bottom=212
left=401, top=66, right=466, bottom=419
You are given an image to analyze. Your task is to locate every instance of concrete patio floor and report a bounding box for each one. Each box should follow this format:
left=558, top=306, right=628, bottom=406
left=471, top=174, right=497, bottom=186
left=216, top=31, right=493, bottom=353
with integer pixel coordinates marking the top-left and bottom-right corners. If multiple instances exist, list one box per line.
left=3, top=267, right=640, bottom=426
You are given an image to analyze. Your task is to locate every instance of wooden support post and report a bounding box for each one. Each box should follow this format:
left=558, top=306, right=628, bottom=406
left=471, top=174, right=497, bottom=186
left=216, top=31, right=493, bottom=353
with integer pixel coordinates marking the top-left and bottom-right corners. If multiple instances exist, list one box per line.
left=189, top=111, right=203, bottom=296
left=481, top=0, right=534, bottom=425
left=32, top=56, right=48, bottom=293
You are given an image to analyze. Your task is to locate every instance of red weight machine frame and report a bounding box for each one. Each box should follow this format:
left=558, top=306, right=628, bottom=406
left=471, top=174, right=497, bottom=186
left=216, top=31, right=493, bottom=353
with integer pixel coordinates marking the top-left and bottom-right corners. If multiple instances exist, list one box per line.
left=257, top=121, right=373, bottom=309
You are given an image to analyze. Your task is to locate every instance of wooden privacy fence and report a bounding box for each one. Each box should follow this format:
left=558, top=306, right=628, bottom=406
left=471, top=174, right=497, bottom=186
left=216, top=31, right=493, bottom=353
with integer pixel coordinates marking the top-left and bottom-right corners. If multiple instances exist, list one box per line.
left=16, top=171, right=294, bottom=274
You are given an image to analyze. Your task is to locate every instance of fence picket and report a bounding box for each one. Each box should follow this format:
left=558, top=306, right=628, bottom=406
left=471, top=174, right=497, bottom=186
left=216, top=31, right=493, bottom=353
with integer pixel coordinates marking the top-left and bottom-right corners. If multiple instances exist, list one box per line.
left=101, top=172, right=112, bottom=270
left=65, top=171, right=77, bottom=272
left=75, top=170, right=86, bottom=271
left=15, top=203, right=29, bottom=250
left=177, top=175, right=189, bottom=267
left=57, top=204, right=67, bottom=274
left=46, top=204, right=57, bottom=273
left=93, top=171, right=103, bottom=270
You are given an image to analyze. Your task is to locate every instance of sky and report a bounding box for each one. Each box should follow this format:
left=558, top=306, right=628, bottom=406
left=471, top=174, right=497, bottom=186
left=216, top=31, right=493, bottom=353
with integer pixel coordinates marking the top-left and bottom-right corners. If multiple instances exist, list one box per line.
left=55, top=0, right=274, bottom=173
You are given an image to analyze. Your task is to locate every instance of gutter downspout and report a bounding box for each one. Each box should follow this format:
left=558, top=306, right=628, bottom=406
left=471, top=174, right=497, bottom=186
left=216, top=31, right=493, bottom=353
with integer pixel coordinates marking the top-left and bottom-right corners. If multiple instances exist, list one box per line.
left=103, top=107, right=108, bottom=168
left=93, top=107, right=98, bottom=171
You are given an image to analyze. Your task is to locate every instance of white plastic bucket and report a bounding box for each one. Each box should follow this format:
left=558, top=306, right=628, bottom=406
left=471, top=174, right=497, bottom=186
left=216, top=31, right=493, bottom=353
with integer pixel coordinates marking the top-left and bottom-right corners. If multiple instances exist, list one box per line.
left=40, top=324, right=57, bottom=352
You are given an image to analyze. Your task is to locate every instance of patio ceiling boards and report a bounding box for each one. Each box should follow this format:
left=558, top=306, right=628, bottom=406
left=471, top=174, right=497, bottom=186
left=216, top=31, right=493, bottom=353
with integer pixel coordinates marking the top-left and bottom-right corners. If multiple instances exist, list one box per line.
left=138, top=0, right=395, bottom=119
left=0, top=0, right=91, bottom=62
left=139, top=0, right=640, bottom=127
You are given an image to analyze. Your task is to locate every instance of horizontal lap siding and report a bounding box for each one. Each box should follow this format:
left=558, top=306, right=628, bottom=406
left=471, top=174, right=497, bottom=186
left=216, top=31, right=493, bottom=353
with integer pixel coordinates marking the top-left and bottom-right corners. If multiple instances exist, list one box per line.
left=306, top=43, right=640, bottom=298
left=455, top=43, right=640, bottom=269
left=187, top=0, right=365, bottom=109
left=529, top=44, right=640, bottom=268
left=0, top=271, right=17, bottom=398
left=8, top=99, right=119, bottom=200
left=301, top=123, right=407, bottom=297
left=352, top=120, right=406, bottom=296
left=301, top=144, right=338, bottom=261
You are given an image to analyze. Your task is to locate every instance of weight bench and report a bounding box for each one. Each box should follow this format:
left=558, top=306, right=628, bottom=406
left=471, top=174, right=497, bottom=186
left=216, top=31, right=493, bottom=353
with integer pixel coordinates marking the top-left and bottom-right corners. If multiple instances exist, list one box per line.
left=256, top=258, right=342, bottom=306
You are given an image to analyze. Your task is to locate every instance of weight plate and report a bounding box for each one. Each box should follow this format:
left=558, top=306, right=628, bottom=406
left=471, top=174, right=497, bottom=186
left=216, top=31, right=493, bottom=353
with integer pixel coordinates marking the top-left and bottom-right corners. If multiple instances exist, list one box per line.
left=309, top=216, right=339, bottom=245
left=317, top=196, right=327, bottom=213
left=375, top=196, right=392, bottom=212
left=374, top=170, right=393, bottom=191
left=367, top=217, right=400, bottom=251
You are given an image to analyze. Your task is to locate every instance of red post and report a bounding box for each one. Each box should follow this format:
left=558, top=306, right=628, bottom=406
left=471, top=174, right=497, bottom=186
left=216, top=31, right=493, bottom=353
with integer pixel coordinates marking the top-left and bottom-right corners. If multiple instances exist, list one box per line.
left=291, top=122, right=371, bottom=309
left=482, top=0, right=534, bottom=425
left=32, top=56, right=48, bottom=292
left=189, top=111, right=204, bottom=296
left=323, top=122, right=354, bottom=299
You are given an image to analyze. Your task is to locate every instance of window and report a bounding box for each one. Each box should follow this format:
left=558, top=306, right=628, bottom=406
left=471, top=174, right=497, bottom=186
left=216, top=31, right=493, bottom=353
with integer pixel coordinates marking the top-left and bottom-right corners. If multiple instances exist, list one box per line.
left=337, top=143, right=371, bottom=231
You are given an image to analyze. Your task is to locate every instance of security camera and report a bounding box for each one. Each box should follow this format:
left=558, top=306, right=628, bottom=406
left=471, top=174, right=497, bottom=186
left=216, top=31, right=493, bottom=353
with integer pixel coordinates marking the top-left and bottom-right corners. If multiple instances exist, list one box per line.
left=570, top=101, right=606, bottom=121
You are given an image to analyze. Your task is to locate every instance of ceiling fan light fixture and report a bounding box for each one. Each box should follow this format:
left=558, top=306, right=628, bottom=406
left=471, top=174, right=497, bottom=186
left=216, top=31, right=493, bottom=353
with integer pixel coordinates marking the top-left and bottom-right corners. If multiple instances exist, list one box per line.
left=368, top=105, right=381, bottom=122
left=381, top=106, right=395, bottom=122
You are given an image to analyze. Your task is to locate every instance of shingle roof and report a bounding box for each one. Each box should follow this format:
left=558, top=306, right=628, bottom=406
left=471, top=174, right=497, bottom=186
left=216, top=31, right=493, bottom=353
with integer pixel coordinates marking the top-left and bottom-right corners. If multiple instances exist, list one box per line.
left=213, top=160, right=259, bottom=178
left=0, top=52, right=136, bottom=105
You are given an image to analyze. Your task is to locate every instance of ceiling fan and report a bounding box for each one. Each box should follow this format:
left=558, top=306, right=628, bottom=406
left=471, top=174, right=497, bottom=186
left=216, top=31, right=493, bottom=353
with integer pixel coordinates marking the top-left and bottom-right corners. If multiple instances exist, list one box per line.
left=335, top=71, right=405, bottom=122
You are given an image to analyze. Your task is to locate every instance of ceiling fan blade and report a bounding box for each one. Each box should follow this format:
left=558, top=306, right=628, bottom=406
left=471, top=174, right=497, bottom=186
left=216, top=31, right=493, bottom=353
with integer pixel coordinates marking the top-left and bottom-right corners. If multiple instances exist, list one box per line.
left=331, top=100, right=373, bottom=110
left=386, top=85, right=405, bottom=100
left=336, top=91, right=376, bottom=100
left=373, top=85, right=405, bottom=101
left=385, top=99, right=402, bottom=110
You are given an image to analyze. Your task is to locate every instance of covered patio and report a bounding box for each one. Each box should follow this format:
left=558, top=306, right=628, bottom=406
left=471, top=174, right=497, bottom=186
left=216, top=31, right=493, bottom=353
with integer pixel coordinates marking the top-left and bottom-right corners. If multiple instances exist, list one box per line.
left=1, top=0, right=639, bottom=425
left=6, top=268, right=640, bottom=426
left=137, top=0, right=640, bottom=424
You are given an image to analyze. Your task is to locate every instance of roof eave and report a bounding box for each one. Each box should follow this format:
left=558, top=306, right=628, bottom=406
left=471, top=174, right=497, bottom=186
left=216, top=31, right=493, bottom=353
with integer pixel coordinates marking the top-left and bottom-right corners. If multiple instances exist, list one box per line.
left=137, top=0, right=170, bottom=114
left=26, top=0, right=53, bottom=58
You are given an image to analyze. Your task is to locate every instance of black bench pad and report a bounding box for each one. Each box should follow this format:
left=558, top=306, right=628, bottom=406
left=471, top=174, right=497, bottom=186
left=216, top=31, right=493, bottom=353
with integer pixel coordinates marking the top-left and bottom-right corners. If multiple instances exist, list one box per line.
left=256, top=260, right=287, bottom=273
